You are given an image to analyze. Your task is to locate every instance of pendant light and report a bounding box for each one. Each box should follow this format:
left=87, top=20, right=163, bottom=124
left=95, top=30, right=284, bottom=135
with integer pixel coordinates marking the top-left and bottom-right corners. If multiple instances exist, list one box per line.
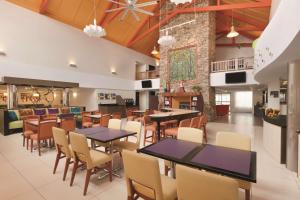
left=151, top=46, right=159, bottom=55
left=227, top=10, right=239, bottom=38
left=83, top=0, right=106, bottom=37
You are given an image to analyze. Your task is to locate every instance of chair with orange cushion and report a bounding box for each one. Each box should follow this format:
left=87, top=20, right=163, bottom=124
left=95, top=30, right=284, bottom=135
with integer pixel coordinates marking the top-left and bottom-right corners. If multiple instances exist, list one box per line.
left=164, top=119, right=191, bottom=139
left=112, top=112, right=121, bottom=119
left=126, top=109, right=136, bottom=121
left=143, top=115, right=166, bottom=146
left=199, top=114, right=208, bottom=142
left=30, top=120, right=58, bottom=156
left=22, top=115, right=39, bottom=150
left=82, top=111, right=93, bottom=128
left=52, top=127, right=73, bottom=181
left=190, top=116, right=201, bottom=128
left=60, top=116, right=76, bottom=135
left=92, top=114, right=111, bottom=128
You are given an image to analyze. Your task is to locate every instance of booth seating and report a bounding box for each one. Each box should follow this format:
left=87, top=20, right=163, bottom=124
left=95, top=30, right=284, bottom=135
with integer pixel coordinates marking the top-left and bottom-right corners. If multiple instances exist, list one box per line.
left=0, top=106, right=85, bottom=135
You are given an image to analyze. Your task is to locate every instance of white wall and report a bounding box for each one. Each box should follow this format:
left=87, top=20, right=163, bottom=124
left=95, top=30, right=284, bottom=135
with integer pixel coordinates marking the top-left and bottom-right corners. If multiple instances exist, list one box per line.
left=139, top=91, right=149, bottom=111
left=0, top=1, right=155, bottom=89
left=134, top=78, right=160, bottom=90
left=270, top=0, right=282, bottom=20
left=215, top=36, right=254, bottom=61
left=210, top=69, right=258, bottom=87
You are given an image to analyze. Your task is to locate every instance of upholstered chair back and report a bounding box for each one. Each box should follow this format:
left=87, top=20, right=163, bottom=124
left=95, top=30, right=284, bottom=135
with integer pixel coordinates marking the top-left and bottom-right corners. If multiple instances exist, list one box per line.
left=108, top=119, right=121, bottom=130
left=39, top=121, right=57, bottom=139
left=124, top=121, right=142, bottom=145
left=122, top=150, right=164, bottom=200
left=179, top=119, right=191, bottom=128
left=82, top=112, right=92, bottom=123
left=52, top=127, right=72, bottom=158
left=69, top=132, right=93, bottom=169
left=176, top=165, right=239, bottom=200
left=178, top=127, right=203, bottom=144
left=190, top=116, right=201, bottom=128
left=60, top=117, right=76, bottom=132
left=216, top=132, right=251, bottom=151
left=100, top=114, right=111, bottom=127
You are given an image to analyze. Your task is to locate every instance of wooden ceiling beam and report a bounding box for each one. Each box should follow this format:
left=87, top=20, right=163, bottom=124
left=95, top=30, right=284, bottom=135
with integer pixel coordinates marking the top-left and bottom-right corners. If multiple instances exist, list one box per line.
left=39, top=0, right=50, bottom=14
left=98, top=2, right=114, bottom=25
left=220, top=10, right=267, bottom=29
left=127, top=1, right=271, bottom=47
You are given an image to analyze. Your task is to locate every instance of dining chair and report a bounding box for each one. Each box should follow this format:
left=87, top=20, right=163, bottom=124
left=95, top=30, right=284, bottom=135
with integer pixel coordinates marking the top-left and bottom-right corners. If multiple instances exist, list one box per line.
left=92, top=114, right=111, bottom=128
left=52, top=127, right=73, bottom=181
left=199, top=114, right=208, bottom=142
left=176, top=165, right=239, bottom=200
left=122, top=150, right=177, bottom=200
left=164, top=118, right=191, bottom=138
left=143, top=115, right=166, bottom=146
left=165, top=127, right=203, bottom=176
left=216, top=131, right=252, bottom=200
left=30, top=120, right=57, bottom=156
left=112, top=112, right=121, bottom=119
left=126, top=109, right=136, bottom=121
left=69, top=132, right=112, bottom=196
left=82, top=111, right=93, bottom=128
left=22, top=115, right=39, bottom=150
left=114, top=121, right=142, bottom=153
left=190, top=116, right=201, bottom=128
left=60, top=116, right=76, bottom=133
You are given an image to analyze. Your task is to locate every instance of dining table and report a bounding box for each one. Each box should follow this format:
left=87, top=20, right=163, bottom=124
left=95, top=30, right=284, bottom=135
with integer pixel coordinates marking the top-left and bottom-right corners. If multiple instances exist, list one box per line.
left=138, top=138, right=257, bottom=183
left=75, top=126, right=137, bottom=178
left=132, top=110, right=145, bottom=117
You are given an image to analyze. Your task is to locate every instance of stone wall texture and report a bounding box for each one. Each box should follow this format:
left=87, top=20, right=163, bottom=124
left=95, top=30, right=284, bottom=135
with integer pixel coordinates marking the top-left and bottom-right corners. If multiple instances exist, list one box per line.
left=159, top=0, right=216, bottom=120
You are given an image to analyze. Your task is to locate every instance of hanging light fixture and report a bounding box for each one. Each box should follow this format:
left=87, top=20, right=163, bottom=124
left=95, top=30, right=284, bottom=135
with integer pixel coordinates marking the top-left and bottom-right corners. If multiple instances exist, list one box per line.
left=158, top=31, right=176, bottom=46
left=151, top=46, right=159, bottom=55
left=227, top=10, right=239, bottom=38
left=83, top=0, right=106, bottom=37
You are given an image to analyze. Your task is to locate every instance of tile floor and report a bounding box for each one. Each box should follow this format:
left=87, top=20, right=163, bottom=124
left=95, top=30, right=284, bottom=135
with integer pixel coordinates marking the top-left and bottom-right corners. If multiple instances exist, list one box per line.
left=0, top=114, right=300, bottom=200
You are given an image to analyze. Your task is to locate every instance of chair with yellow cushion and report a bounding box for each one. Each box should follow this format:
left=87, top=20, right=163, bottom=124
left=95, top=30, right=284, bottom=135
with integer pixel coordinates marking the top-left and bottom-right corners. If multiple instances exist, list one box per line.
left=122, top=150, right=177, bottom=200
left=52, top=127, right=73, bottom=181
left=165, top=127, right=203, bottom=176
left=69, top=132, right=112, bottom=196
left=176, top=165, right=239, bottom=200
left=216, top=131, right=252, bottom=200
left=113, top=121, right=142, bottom=153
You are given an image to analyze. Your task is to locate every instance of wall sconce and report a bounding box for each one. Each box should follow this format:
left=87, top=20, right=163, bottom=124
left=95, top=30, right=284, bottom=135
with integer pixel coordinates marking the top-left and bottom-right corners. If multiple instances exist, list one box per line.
left=0, top=49, right=6, bottom=56
left=72, top=91, right=78, bottom=98
left=69, top=61, right=77, bottom=68
left=111, top=68, right=117, bottom=75
left=54, top=92, right=57, bottom=98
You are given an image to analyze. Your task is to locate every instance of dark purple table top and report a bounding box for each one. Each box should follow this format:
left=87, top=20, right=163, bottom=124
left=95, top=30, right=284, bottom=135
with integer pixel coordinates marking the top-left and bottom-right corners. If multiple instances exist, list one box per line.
left=144, top=138, right=199, bottom=160
left=190, top=144, right=251, bottom=176
left=139, top=138, right=256, bottom=182
left=75, top=127, right=136, bottom=143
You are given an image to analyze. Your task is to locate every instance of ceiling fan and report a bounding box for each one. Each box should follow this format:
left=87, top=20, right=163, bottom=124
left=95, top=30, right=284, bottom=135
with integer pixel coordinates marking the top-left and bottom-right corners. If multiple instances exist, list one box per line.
left=106, top=0, right=158, bottom=21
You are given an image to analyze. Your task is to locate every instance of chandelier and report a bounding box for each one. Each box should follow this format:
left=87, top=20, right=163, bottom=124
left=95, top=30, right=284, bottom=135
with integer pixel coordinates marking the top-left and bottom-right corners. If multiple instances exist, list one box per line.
left=170, top=0, right=192, bottom=5
left=227, top=10, right=239, bottom=38
left=83, top=0, right=106, bottom=37
left=158, top=31, right=176, bottom=46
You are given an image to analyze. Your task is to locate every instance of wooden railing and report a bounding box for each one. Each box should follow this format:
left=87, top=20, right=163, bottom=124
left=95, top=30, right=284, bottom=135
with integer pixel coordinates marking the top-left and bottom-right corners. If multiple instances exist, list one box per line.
left=136, top=70, right=160, bottom=80
left=211, top=57, right=254, bottom=73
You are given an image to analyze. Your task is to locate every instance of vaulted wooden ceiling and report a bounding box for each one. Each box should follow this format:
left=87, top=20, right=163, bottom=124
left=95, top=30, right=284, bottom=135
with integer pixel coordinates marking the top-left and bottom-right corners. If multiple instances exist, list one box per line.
left=6, top=0, right=271, bottom=56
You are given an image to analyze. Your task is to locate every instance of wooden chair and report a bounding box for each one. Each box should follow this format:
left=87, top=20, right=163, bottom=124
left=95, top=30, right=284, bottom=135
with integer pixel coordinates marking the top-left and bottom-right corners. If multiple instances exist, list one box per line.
left=114, top=121, right=142, bottom=153
left=165, top=127, right=203, bottom=176
left=22, top=115, right=39, bottom=150
left=122, top=150, right=177, bottom=200
left=126, top=109, right=136, bottom=121
left=69, top=132, right=112, bottom=196
left=176, top=165, right=239, bottom=200
left=30, top=120, right=57, bottom=156
left=92, top=114, right=111, bottom=128
left=190, top=116, right=201, bottom=128
left=60, top=116, right=76, bottom=133
left=52, top=127, right=73, bottom=181
left=143, top=116, right=166, bottom=146
left=82, top=111, right=93, bottom=128
left=164, top=119, right=191, bottom=138
left=216, top=131, right=252, bottom=200
left=112, top=112, right=121, bottom=119
left=199, top=114, right=208, bottom=142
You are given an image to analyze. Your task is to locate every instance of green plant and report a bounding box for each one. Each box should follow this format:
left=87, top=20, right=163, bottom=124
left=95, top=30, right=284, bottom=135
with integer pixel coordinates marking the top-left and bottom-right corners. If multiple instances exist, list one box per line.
left=192, top=85, right=201, bottom=93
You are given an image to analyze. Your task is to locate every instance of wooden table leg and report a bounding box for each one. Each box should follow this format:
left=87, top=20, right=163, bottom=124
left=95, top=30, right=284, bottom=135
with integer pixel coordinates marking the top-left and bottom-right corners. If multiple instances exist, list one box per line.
left=156, top=121, right=161, bottom=141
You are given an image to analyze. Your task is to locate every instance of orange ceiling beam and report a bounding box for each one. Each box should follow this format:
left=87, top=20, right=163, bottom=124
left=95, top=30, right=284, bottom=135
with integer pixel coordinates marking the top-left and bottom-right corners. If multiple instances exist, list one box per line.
left=98, top=2, right=114, bottom=25
left=39, top=0, right=50, bottom=14
left=127, top=1, right=271, bottom=47
left=106, top=10, right=123, bottom=24
left=220, top=11, right=267, bottom=30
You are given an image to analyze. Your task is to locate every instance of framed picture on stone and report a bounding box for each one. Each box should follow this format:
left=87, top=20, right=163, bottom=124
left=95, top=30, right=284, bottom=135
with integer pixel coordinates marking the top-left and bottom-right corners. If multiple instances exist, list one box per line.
left=168, top=45, right=197, bottom=84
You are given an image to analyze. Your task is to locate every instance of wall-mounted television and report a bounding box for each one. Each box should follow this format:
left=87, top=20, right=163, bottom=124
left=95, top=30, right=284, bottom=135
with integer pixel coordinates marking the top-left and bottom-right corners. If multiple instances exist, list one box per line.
left=225, top=72, right=246, bottom=84
left=141, top=80, right=152, bottom=88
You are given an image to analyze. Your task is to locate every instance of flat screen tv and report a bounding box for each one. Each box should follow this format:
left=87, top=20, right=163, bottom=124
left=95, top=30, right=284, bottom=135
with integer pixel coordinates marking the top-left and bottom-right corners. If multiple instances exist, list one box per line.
left=141, top=80, right=152, bottom=88
left=225, top=72, right=246, bottom=84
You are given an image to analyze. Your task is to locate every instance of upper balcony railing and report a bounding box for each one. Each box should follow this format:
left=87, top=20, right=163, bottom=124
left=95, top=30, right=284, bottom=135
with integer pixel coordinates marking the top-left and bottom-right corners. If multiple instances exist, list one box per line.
left=136, top=70, right=160, bottom=80
left=211, top=57, right=254, bottom=73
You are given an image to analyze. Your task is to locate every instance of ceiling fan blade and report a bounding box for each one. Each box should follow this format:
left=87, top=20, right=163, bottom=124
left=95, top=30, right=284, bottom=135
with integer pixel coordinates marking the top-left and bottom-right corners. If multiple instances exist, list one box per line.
left=106, top=7, right=126, bottom=13
left=120, top=9, right=129, bottom=21
left=135, top=1, right=158, bottom=8
left=107, top=0, right=127, bottom=6
left=134, top=8, right=154, bottom=16
left=130, top=10, right=140, bottom=21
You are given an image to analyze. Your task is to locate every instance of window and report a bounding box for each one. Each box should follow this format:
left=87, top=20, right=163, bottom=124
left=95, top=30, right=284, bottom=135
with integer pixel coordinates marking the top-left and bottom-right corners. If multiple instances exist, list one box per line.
left=215, top=93, right=230, bottom=105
